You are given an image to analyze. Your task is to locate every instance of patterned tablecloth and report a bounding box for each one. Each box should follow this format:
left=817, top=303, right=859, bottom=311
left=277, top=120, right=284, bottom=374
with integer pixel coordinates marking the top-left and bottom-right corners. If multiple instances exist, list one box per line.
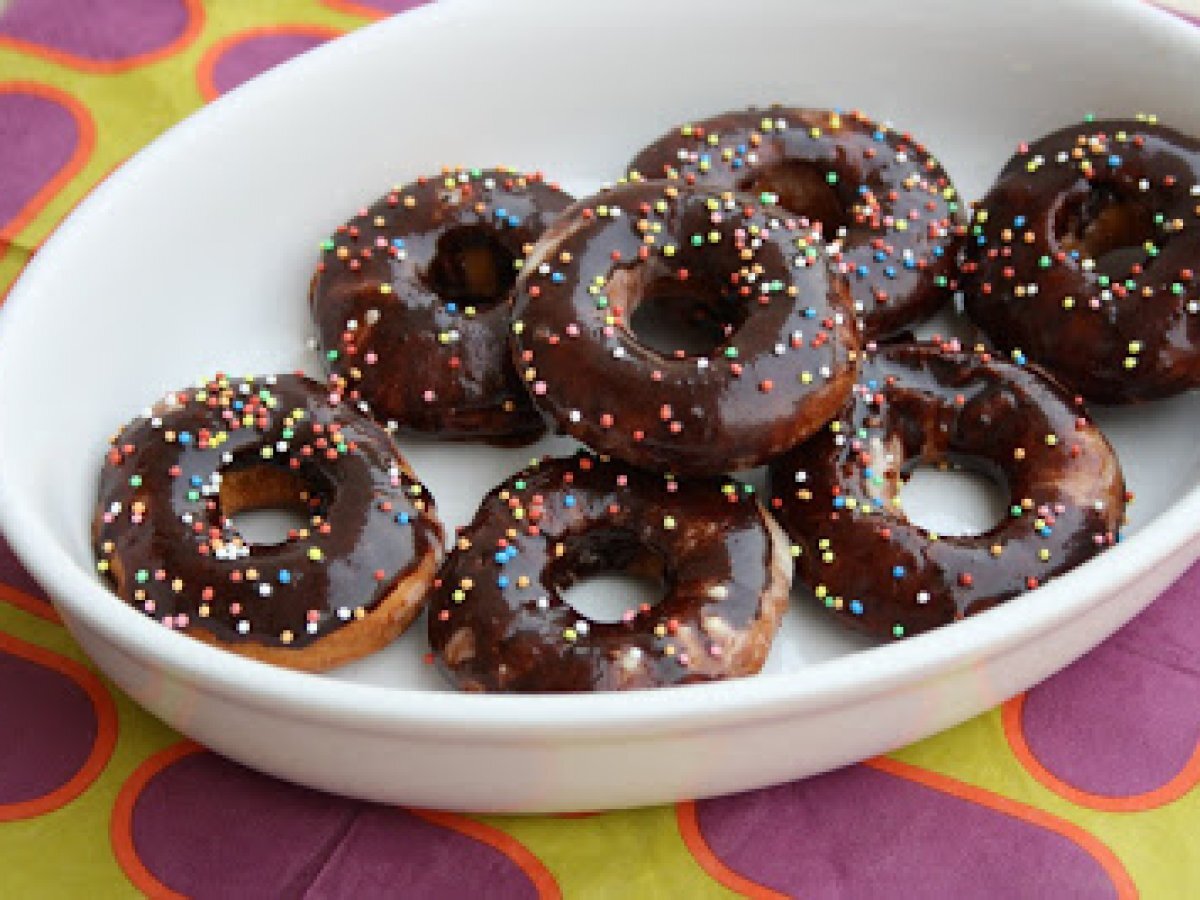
left=3, top=1, right=1200, bottom=896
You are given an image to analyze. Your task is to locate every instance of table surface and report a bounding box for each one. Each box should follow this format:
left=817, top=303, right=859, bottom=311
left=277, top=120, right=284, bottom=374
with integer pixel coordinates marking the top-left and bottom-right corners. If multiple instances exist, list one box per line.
left=2, top=1, right=1200, bottom=897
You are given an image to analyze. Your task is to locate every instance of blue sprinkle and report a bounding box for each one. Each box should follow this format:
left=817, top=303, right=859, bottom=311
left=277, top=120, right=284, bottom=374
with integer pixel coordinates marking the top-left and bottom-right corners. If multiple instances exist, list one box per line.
left=699, top=154, right=711, bottom=166
left=233, top=400, right=244, bottom=411
left=874, top=250, right=887, bottom=263
left=497, top=575, right=509, bottom=589
left=190, top=475, right=203, bottom=487
left=494, top=551, right=508, bottom=565
left=856, top=264, right=870, bottom=277
left=551, top=272, right=565, bottom=283
left=392, top=238, right=405, bottom=249
left=1014, top=352, right=1027, bottom=365
left=976, top=235, right=987, bottom=245
left=858, top=185, right=870, bottom=196
left=884, top=266, right=896, bottom=279
left=873, top=130, right=885, bottom=142
left=863, top=468, right=874, bottom=479
left=804, top=308, right=817, bottom=318
left=892, top=565, right=906, bottom=579
left=731, top=159, right=744, bottom=169
left=849, top=600, right=864, bottom=616
left=903, top=258, right=916, bottom=270
left=178, top=432, right=192, bottom=445
left=507, top=215, right=520, bottom=227
left=1039, top=526, right=1052, bottom=537
left=833, top=496, right=846, bottom=509
left=495, top=207, right=508, bottom=220
left=1013, top=215, right=1026, bottom=228
left=445, top=303, right=458, bottom=314
left=563, top=495, right=576, bottom=508
left=1108, top=154, right=1122, bottom=168
left=278, top=570, right=291, bottom=584
left=395, top=513, right=410, bottom=525
left=933, top=246, right=944, bottom=258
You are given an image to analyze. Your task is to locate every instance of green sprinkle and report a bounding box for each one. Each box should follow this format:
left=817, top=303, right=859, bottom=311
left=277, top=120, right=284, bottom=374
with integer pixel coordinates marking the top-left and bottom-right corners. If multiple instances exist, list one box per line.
left=1010, top=505, right=1023, bottom=517
left=892, top=624, right=905, bottom=638
left=724, top=347, right=739, bottom=359
left=825, top=171, right=838, bottom=185
left=129, top=475, right=142, bottom=488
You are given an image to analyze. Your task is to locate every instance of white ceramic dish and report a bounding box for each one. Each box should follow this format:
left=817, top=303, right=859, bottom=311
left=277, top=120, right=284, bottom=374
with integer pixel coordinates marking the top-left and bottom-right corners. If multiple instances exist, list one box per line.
left=2, top=0, right=1200, bottom=813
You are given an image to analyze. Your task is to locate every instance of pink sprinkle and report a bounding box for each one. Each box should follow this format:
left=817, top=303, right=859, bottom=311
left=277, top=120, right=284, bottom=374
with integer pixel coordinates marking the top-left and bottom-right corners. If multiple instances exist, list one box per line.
left=307, top=610, right=321, bottom=622
left=622, top=609, right=636, bottom=623
left=533, top=381, right=547, bottom=395
left=710, top=644, right=724, bottom=657
left=176, top=614, right=190, bottom=628
left=230, top=602, right=242, bottom=615
left=566, top=323, right=580, bottom=337
left=423, top=389, right=436, bottom=402
left=365, top=352, right=378, bottom=365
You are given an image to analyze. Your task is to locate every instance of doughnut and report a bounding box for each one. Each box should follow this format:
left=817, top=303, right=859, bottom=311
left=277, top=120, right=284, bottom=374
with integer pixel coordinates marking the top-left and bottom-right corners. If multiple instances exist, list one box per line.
left=427, top=452, right=792, bottom=692
left=768, top=342, right=1126, bottom=640
left=626, top=107, right=964, bottom=339
left=961, top=115, right=1200, bottom=402
left=310, top=166, right=574, bottom=443
left=511, top=182, right=861, bottom=476
left=92, top=373, right=445, bottom=672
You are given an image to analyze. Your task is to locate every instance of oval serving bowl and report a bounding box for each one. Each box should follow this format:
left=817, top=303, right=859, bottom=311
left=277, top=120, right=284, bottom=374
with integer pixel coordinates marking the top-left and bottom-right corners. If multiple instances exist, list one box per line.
left=1, top=0, right=1199, bottom=812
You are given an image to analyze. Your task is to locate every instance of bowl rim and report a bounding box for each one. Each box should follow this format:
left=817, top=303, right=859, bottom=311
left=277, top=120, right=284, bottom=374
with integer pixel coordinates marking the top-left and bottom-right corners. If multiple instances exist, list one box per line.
left=0, top=0, right=1197, bottom=741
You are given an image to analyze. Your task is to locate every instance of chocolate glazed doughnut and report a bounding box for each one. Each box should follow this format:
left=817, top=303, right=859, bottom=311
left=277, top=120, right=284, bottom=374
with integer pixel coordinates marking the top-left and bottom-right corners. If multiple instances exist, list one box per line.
left=961, top=116, right=1200, bottom=402
left=511, top=182, right=860, bottom=476
left=310, top=166, right=574, bottom=443
left=768, top=343, right=1126, bottom=640
left=93, top=374, right=444, bottom=672
left=428, top=452, right=792, bottom=692
left=627, top=107, right=964, bottom=339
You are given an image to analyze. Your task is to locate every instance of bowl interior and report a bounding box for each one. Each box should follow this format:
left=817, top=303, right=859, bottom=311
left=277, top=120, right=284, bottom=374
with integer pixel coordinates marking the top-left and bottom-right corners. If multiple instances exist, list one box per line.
left=2, top=0, right=1200, bottom=697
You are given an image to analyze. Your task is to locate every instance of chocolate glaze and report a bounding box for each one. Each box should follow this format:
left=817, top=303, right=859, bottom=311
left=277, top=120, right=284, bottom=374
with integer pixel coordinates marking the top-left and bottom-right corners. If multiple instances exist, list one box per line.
left=310, top=167, right=574, bottom=442
left=961, top=117, right=1200, bottom=402
left=427, top=452, right=791, bottom=692
left=627, top=107, right=964, bottom=340
left=768, top=343, right=1125, bottom=639
left=93, top=374, right=443, bottom=649
left=511, top=182, right=860, bottom=476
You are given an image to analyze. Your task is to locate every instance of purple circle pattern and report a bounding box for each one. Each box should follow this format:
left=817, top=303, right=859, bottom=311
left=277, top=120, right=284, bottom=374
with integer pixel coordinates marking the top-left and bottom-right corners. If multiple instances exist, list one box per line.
left=0, top=648, right=97, bottom=804
left=130, top=751, right=539, bottom=899
left=207, top=33, right=334, bottom=98
left=695, top=765, right=1117, bottom=898
left=1020, top=563, right=1200, bottom=796
left=0, top=91, right=79, bottom=233
left=0, top=0, right=192, bottom=63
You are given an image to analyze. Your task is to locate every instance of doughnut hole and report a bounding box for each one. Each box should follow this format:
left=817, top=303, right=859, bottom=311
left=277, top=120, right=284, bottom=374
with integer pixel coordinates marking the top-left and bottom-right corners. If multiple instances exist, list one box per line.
left=219, top=465, right=322, bottom=546
left=898, top=459, right=1010, bottom=537
left=737, top=161, right=851, bottom=239
left=610, top=263, right=750, bottom=357
left=550, top=528, right=668, bottom=623
left=424, top=224, right=518, bottom=308
left=1054, top=183, right=1158, bottom=279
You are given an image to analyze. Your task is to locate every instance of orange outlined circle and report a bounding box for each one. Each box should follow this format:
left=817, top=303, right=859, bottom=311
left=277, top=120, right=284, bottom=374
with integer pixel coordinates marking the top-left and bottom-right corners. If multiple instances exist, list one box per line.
left=678, top=758, right=1135, bottom=900
left=0, top=82, right=95, bottom=250
left=867, top=756, right=1137, bottom=899
left=0, top=583, right=61, bottom=624
left=113, top=742, right=560, bottom=898
left=677, top=798, right=790, bottom=899
left=1003, top=692, right=1200, bottom=813
left=0, top=0, right=204, bottom=74
left=110, top=740, right=197, bottom=900
left=0, top=631, right=118, bottom=820
left=195, top=25, right=344, bottom=102
left=409, top=809, right=562, bottom=899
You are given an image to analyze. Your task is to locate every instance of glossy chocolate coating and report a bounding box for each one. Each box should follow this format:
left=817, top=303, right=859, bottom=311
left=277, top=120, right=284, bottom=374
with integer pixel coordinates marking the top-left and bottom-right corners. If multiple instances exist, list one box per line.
left=310, top=167, right=574, bottom=442
left=962, top=118, right=1200, bottom=402
left=627, top=107, right=964, bottom=339
left=768, top=343, right=1125, bottom=639
left=428, top=452, right=791, bottom=692
left=511, top=182, right=860, bottom=476
left=93, top=374, right=443, bottom=649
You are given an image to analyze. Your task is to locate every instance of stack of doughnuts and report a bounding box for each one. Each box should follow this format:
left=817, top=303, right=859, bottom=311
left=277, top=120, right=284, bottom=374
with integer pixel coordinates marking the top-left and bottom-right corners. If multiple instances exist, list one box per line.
left=96, top=106, right=1200, bottom=692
